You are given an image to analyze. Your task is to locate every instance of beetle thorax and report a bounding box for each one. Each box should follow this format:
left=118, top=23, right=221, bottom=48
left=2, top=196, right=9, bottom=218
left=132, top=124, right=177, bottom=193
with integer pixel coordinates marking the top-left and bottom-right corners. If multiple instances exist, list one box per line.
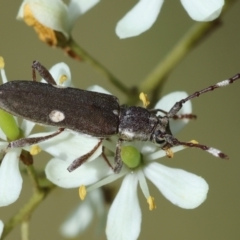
left=118, top=106, right=160, bottom=141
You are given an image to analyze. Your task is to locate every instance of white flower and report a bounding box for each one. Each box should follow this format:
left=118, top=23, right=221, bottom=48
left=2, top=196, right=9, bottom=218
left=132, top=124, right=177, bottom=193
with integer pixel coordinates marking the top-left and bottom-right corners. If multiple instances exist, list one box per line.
left=0, top=220, right=3, bottom=238
left=17, top=0, right=100, bottom=42
left=0, top=60, right=35, bottom=207
left=60, top=189, right=106, bottom=238
left=45, top=87, right=209, bottom=239
left=116, top=0, right=224, bottom=38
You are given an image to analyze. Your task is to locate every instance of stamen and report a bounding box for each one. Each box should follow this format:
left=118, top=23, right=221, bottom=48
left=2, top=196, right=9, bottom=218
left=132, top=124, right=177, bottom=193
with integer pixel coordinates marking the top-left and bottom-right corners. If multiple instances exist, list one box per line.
left=79, top=185, right=87, bottom=200
left=147, top=196, right=156, bottom=211
left=30, top=145, right=41, bottom=155
left=23, top=4, right=57, bottom=46
left=165, top=148, right=174, bottom=158
left=0, top=57, right=4, bottom=69
left=139, top=92, right=150, bottom=108
left=189, top=140, right=198, bottom=144
left=59, top=74, right=68, bottom=85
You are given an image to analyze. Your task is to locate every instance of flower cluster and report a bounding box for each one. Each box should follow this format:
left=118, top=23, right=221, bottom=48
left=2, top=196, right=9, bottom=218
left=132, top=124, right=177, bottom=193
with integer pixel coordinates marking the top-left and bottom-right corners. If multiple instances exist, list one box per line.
left=17, top=0, right=224, bottom=42
left=0, top=59, right=209, bottom=239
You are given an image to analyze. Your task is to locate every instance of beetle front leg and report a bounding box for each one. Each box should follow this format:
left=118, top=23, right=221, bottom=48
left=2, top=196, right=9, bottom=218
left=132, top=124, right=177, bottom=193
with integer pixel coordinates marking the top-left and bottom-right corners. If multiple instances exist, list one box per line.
left=113, top=138, right=123, bottom=173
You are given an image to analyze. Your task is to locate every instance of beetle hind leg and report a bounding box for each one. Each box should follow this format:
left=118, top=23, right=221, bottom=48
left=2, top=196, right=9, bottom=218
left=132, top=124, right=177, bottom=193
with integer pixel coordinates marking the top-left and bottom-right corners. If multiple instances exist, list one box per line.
left=7, top=128, right=65, bottom=149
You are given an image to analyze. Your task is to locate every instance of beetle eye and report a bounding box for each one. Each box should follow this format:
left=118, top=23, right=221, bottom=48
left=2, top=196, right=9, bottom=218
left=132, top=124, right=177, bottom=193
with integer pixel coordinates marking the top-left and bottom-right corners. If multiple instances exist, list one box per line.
left=156, top=139, right=165, bottom=145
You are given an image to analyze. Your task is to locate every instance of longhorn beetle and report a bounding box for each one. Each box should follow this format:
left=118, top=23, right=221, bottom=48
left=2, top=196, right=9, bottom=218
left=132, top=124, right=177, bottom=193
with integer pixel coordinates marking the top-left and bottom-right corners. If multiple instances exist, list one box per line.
left=0, top=61, right=239, bottom=173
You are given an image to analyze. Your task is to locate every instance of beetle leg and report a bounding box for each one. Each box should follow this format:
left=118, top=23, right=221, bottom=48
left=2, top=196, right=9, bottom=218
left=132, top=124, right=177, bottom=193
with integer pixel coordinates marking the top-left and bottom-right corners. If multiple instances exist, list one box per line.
left=113, top=138, right=123, bottom=173
left=7, top=128, right=65, bottom=148
left=101, top=151, right=114, bottom=171
left=67, top=139, right=103, bottom=172
left=32, top=61, right=57, bottom=85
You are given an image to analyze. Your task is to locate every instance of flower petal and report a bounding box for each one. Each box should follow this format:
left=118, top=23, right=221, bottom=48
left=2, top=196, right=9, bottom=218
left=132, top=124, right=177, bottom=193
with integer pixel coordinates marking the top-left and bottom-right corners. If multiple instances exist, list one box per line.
left=68, top=0, right=100, bottom=28
left=106, top=174, right=141, bottom=240
left=0, top=220, right=3, bottom=238
left=87, top=85, right=112, bottom=95
left=17, top=0, right=70, bottom=37
left=0, top=149, right=22, bottom=206
left=116, top=0, right=164, bottom=38
left=43, top=62, right=71, bottom=87
left=45, top=157, right=112, bottom=188
left=154, top=91, right=192, bottom=134
left=144, top=162, right=209, bottom=209
left=21, top=119, right=35, bottom=137
left=60, top=198, right=94, bottom=237
left=181, top=0, right=224, bottom=21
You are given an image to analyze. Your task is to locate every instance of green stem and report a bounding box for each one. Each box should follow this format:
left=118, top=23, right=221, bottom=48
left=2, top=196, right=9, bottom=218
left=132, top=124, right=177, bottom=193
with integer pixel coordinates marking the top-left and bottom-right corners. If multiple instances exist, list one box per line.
left=66, top=38, right=130, bottom=95
left=1, top=185, right=53, bottom=239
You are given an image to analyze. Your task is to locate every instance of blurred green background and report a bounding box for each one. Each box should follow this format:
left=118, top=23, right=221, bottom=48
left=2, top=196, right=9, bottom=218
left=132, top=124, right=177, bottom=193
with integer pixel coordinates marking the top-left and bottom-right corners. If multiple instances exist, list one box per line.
left=1, top=1, right=240, bottom=239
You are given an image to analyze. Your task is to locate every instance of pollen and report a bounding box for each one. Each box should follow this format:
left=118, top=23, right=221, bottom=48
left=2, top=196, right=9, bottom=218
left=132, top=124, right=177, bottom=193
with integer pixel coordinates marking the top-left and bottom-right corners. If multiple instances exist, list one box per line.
left=0, top=57, right=5, bottom=69
left=139, top=92, right=150, bottom=108
left=30, top=145, right=41, bottom=155
left=79, top=185, right=87, bottom=200
left=189, top=140, right=199, bottom=144
left=147, top=196, right=156, bottom=211
left=59, top=74, right=68, bottom=85
left=165, top=148, right=174, bottom=158
left=23, top=4, right=57, bottom=46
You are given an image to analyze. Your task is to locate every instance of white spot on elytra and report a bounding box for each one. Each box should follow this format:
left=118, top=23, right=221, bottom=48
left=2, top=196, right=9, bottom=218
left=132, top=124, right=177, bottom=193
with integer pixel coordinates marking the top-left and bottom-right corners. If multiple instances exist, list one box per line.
left=216, top=80, right=230, bottom=87
left=49, top=110, right=65, bottom=122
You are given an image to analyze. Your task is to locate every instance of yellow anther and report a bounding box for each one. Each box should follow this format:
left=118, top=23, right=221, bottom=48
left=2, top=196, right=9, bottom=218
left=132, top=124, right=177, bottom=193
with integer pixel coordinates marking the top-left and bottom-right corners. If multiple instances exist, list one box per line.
left=30, top=145, right=41, bottom=155
left=147, top=196, right=156, bottom=211
left=139, top=92, right=150, bottom=108
left=59, top=74, right=68, bottom=85
left=0, top=57, right=5, bottom=69
left=23, top=4, right=57, bottom=46
left=165, top=148, right=174, bottom=158
left=79, top=185, right=87, bottom=200
left=189, top=140, right=199, bottom=144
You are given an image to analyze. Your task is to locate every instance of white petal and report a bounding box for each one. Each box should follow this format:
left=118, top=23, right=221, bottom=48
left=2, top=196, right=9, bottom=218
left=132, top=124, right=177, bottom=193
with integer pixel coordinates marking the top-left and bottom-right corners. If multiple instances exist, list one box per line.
left=0, top=220, right=3, bottom=238
left=106, top=174, right=141, bottom=240
left=44, top=62, right=71, bottom=87
left=60, top=199, right=94, bottom=237
left=144, top=162, right=209, bottom=209
left=45, top=157, right=111, bottom=188
left=181, top=0, right=224, bottom=21
left=0, top=149, right=22, bottom=206
left=68, top=0, right=100, bottom=28
left=21, top=119, right=35, bottom=137
left=28, top=131, right=102, bottom=163
left=116, top=0, right=164, bottom=38
left=17, top=0, right=70, bottom=37
left=154, top=91, right=192, bottom=134
left=0, top=128, right=7, bottom=141
left=0, top=68, right=8, bottom=84
left=87, top=85, right=112, bottom=95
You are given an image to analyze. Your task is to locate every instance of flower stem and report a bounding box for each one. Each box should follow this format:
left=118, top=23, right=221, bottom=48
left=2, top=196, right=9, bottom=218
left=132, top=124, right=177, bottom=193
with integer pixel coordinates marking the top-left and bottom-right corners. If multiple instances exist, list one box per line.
left=1, top=181, right=54, bottom=239
left=65, top=38, right=130, bottom=95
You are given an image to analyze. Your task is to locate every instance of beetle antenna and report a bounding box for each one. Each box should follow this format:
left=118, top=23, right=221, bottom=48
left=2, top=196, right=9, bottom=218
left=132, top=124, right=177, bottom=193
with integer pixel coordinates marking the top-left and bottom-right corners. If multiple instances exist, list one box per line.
left=167, top=73, right=240, bottom=118
left=177, top=140, right=228, bottom=159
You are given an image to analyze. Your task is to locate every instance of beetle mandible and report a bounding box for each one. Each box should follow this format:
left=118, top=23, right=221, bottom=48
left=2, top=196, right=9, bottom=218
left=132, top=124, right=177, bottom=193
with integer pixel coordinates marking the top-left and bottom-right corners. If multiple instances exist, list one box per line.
left=0, top=61, right=239, bottom=173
